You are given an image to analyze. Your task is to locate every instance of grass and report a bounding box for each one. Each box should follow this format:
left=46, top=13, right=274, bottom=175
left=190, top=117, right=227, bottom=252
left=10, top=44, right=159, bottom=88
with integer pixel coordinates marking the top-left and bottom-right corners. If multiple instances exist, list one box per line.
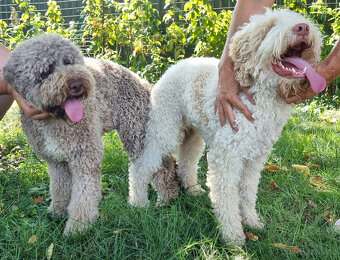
left=0, top=103, right=339, bottom=260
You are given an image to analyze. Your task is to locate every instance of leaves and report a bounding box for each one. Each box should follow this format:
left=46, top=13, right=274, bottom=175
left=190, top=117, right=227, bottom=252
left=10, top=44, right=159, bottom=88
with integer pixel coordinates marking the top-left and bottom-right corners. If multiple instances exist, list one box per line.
left=270, top=179, right=279, bottom=189
left=272, top=243, right=301, bottom=254
left=304, top=152, right=315, bottom=159
left=33, top=195, right=44, bottom=203
left=305, top=198, right=317, bottom=208
left=292, top=164, right=310, bottom=175
left=28, top=235, right=37, bottom=244
left=47, top=243, right=54, bottom=260
left=265, top=165, right=280, bottom=171
left=245, top=232, right=259, bottom=241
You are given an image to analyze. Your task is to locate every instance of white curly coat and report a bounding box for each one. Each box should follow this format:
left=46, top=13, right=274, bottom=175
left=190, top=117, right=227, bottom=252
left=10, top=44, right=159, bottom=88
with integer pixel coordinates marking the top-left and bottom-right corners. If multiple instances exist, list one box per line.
left=128, top=9, right=323, bottom=245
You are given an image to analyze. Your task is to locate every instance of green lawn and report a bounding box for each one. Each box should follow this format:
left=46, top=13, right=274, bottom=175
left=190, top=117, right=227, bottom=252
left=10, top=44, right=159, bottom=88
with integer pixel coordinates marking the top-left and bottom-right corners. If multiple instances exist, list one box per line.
left=0, top=104, right=339, bottom=259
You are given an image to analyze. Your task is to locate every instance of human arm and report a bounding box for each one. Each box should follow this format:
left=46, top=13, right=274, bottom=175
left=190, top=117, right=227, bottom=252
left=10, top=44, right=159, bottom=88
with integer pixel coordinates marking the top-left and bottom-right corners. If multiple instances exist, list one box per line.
left=215, top=0, right=275, bottom=131
left=0, top=43, right=49, bottom=121
left=284, top=39, right=340, bottom=104
left=0, top=43, right=14, bottom=120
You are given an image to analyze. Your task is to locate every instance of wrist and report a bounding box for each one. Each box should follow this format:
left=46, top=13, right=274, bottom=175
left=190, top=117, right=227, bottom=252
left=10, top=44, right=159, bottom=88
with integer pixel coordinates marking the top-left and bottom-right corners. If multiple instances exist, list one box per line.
left=218, top=56, right=234, bottom=74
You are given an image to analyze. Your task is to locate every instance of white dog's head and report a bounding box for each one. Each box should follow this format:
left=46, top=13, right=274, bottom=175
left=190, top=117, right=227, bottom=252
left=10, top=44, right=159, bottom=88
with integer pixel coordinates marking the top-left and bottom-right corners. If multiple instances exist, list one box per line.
left=229, top=9, right=325, bottom=97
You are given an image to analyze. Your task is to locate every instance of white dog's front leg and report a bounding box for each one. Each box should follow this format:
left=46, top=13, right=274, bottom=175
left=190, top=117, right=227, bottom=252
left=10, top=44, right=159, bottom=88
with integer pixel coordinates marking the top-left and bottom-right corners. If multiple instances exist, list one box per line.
left=239, top=154, right=269, bottom=229
left=63, top=156, right=102, bottom=236
left=207, top=151, right=245, bottom=246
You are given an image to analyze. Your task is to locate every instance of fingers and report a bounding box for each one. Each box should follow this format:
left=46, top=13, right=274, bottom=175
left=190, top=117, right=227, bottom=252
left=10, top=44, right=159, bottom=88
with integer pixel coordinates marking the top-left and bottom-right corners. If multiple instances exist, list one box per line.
left=224, top=102, right=238, bottom=133
left=229, top=95, right=254, bottom=123
left=285, top=95, right=306, bottom=105
left=241, top=87, right=255, bottom=105
left=284, top=86, right=318, bottom=105
left=12, top=89, right=50, bottom=120
left=214, top=99, right=227, bottom=126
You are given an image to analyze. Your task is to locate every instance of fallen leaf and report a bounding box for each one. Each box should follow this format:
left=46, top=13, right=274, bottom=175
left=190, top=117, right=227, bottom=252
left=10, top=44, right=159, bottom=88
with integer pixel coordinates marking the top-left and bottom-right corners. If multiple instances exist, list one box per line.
left=305, top=198, right=317, bottom=208
left=292, top=164, right=310, bottom=175
left=289, top=246, right=301, bottom=254
left=305, top=162, right=321, bottom=168
left=323, top=214, right=333, bottom=222
left=270, top=179, right=279, bottom=189
left=28, top=235, right=37, bottom=244
left=311, top=176, right=322, bottom=182
left=246, top=232, right=258, bottom=241
left=113, top=230, right=121, bottom=237
left=47, top=243, right=54, bottom=260
left=310, top=182, right=323, bottom=189
left=33, top=195, right=44, bottom=203
left=325, top=205, right=334, bottom=211
left=272, top=243, right=301, bottom=254
left=304, top=152, right=315, bottom=159
left=265, top=165, right=280, bottom=171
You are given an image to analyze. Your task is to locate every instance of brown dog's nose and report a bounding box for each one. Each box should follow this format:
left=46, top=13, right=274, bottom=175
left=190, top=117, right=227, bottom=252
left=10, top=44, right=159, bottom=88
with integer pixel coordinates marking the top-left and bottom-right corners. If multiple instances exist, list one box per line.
left=293, top=23, right=309, bottom=37
left=68, top=81, right=84, bottom=96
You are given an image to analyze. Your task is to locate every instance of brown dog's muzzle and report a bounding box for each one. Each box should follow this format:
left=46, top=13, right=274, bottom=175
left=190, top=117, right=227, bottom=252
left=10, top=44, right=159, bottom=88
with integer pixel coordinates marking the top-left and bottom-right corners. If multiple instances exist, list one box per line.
left=68, top=80, right=86, bottom=97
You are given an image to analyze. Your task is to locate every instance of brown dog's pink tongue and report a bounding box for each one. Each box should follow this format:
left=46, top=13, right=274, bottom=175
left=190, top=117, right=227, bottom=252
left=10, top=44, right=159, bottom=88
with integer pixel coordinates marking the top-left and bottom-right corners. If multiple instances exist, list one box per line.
left=282, top=57, right=326, bottom=93
left=62, top=99, right=84, bottom=122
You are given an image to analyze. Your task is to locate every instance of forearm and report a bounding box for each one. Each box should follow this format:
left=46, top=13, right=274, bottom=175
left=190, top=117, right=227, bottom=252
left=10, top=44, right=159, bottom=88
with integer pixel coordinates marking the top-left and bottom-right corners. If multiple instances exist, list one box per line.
left=219, top=0, right=274, bottom=68
left=0, top=43, right=11, bottom=94
left=322, top=39, right=340, bottom=83
left=0, top=42, right=13, bottom=120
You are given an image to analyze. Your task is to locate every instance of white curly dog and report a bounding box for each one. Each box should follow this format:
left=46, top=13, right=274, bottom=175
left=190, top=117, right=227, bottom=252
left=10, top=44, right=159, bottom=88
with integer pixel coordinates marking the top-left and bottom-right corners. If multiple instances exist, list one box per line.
left=128, top=9, right=326, bottom=245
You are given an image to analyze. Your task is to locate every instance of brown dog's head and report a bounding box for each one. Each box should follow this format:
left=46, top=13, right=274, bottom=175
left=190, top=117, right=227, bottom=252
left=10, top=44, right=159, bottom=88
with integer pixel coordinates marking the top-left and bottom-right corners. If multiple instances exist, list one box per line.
left=4, top=34, right=95, bottom=122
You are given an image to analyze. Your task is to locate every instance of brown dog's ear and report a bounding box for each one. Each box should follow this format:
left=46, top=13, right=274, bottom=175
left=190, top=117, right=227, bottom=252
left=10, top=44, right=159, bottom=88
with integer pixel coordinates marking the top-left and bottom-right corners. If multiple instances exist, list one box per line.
left=229, top=12, right=277, bottom=86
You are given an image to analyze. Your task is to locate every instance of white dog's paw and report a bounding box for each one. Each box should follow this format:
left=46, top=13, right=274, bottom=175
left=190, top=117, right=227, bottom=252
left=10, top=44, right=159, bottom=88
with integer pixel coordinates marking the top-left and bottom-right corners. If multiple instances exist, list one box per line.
left=223, top=230, right=246, bottom=247
left=187, top=185, right=205, bottom=196
left=63, top=219, right=91, bottom=236
left=243, top=213, right=264, bottom=229
left=129, top=197, right=150, bottom=208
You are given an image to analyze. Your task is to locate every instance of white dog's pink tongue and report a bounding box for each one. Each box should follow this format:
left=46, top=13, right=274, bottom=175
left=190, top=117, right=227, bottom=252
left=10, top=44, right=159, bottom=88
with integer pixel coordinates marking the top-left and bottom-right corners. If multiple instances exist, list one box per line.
left=62, top=99, right=84, bottom=123
left=280, top=57, right=326, bottom=93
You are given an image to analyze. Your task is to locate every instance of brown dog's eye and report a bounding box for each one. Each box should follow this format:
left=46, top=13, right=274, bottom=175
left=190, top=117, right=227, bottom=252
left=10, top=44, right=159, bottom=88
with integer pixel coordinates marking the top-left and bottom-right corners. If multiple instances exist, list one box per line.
left=40, top=63, right=55, bottom=80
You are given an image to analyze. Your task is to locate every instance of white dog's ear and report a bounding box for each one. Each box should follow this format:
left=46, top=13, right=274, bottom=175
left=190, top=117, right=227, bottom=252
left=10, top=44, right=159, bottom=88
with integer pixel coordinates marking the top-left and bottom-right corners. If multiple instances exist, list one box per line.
left=229, top=13, right=277, bottom=86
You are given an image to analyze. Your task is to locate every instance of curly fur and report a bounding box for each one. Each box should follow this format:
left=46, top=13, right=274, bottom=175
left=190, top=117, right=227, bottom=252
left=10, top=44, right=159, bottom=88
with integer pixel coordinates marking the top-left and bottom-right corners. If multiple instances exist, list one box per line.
left=4, top=34, right=179, bottom=235
left=128, top=9, right=323, bottom=245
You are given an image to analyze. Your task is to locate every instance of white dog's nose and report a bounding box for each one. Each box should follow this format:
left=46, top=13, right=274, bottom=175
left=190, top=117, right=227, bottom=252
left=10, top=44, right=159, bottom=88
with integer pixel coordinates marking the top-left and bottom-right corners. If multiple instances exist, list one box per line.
left=293, top=23, right=310, bottom=37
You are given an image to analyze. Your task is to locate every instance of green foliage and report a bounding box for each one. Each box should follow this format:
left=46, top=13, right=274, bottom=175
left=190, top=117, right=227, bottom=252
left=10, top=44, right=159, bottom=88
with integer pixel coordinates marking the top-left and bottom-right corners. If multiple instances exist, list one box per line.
left=0, top=0, right=338, bottom=95
left=0, top=0, right=77, bottom=49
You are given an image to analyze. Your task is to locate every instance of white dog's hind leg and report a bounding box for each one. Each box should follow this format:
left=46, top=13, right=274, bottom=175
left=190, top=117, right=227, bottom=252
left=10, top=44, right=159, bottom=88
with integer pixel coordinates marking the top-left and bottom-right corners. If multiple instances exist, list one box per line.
left=129, top=100, right=184, bottom=207
left=239, top=154, right=269, bottom=229
left=176, top=127, right=205, bottom=195
left=207, top=150, right=246, bottom=246
left=47, top=161, right=72, bottom=216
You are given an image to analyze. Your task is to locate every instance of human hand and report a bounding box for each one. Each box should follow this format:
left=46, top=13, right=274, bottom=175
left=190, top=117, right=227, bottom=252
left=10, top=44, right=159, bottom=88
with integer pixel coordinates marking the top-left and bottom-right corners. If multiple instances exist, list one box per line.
left=214, top=59, right=255, bottom=132
left=283, top=60, right=334, bottom=105
left=283, top=86, right=318, bottom=104
left=7, top=83, right=50, bottom=120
